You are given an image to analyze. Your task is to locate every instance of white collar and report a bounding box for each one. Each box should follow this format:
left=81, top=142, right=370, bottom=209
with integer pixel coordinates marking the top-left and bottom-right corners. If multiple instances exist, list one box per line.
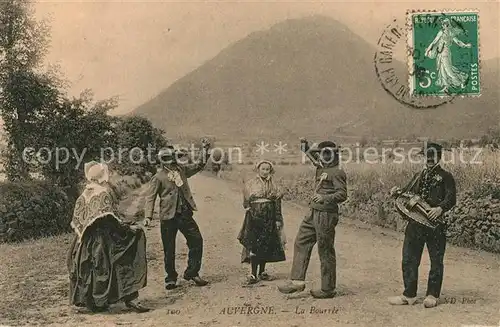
left=163, top=165, right=179, bottom=172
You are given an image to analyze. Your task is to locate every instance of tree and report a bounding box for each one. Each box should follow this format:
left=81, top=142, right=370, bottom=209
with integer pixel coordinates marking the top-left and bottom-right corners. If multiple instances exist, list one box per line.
left=448, top=137, right=460, bottom=148
left=25, top=90, right=118, bottom=200
left=359, top=135, right=369, bottom=147
left=0, top=0, right=164, bottom=195
left=0, top=1, right=118, bottom=194
left=0, top=0, right=57, bottom=181
left=406, top=133, right=417, bottom=142
left=479, top=128, right=500, bottom=147
left=440, top=140, right=450, bottom=149
left=116, top=115, right=159, bottom=149
left=111, top=115, right=168, bottom=176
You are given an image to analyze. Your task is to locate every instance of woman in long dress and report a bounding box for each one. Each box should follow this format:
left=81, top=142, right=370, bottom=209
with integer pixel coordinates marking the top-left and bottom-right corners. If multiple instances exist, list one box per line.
left=67, top=161, right=150, bottom=313
left=237, top=160, right=286, bottom=285
left=425, top=18, right=472, bottom=92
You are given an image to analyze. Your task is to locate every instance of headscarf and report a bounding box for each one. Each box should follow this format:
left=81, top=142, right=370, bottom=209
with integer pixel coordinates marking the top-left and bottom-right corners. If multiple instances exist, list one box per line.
left=254, top=159, right=275, bottom=176
left=84, top=161, right=110, bottom=184
left=72, top=161, right=118, bottom=240
left=244, top=159, right=281, bottom=201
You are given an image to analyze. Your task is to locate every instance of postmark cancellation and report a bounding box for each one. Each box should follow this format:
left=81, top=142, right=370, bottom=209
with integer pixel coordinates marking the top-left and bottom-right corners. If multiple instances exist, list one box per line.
left=406, top=9, right=480, bottom=97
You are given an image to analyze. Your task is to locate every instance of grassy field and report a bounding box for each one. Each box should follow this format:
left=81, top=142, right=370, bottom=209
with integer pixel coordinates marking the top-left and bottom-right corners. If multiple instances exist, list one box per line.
left=218, top=148, right=500, bottom=254
left=220, top=147, right=500, bottom=205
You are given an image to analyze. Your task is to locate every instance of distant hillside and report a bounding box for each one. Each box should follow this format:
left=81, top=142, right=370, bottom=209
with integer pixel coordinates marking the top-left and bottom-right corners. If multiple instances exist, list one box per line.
left=133, top=15, right=499, bottom=141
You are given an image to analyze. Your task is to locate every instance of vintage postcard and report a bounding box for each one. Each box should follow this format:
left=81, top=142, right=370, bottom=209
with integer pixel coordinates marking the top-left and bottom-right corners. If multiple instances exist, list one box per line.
left=0, top=1, right=498, bottom=327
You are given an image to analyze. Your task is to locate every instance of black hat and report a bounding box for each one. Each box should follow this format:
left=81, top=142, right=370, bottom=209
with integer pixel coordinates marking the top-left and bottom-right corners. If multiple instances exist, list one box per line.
left=419, top=142, right=443, bottom=155
left=309, top=141, right=340, bottom=152
left=157, top=145, right=181, bottom=159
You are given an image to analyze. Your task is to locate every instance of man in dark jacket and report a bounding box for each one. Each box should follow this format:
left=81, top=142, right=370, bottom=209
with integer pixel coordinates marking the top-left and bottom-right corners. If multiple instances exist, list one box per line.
left=278, top=138, right=347, bottom=299
left=143, top=140, right=211, bottom=290
left=389, top=142, right=456, bottom=308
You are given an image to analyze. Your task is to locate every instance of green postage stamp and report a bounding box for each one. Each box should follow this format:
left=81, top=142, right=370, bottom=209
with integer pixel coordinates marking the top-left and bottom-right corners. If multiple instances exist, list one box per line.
left=407, top=10, right=480, bottom=96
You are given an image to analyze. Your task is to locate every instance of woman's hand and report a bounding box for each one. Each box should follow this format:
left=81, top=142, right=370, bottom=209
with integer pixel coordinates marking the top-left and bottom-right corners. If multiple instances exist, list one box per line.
left=276, top=221, right=283, bottom=229
left=129, top=223, right=142, bottom=231
left=425, top=47, right=431, bottom=58
left=268, top=194, right=278, bottom=201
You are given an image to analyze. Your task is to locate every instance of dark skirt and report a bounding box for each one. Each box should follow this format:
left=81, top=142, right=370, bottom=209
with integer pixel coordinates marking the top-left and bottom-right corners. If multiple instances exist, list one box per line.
left=67, top=215, right=147, bottom=309
left=237, top=201, right=285, bottom=263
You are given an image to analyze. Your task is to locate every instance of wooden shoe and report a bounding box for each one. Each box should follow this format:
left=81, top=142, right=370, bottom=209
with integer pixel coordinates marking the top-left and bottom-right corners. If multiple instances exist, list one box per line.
left=165, top=280, right=177, bottom=290
left=89, top=305, right=109, bottom=313
left=259, top=272, right=271, bottom=281
left=277, top=281, right=306, bottom=294
left=185, top=275, right=209, bottom=286
left=423, top=295, right=438, bottom=308
left=125, top=300, right=151, bottom=313
left=246, top=274, right=258, bottom=285
left=310, top=289, right=336, bottom=299
left=388, top=295, right=417, bottom=305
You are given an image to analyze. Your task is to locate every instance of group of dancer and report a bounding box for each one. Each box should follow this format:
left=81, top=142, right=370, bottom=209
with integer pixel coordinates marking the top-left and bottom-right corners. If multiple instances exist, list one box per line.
left=67, top=138, right=456, bottom=313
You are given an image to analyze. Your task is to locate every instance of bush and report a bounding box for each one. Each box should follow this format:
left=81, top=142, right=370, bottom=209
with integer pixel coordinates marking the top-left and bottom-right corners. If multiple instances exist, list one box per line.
left=0, top=172, right=145, bottom=244
left=0, top=180, right=72, bottom=243
left=110, top=174, right=142, bottom=196
left=108, top=115, right=168, bottom=179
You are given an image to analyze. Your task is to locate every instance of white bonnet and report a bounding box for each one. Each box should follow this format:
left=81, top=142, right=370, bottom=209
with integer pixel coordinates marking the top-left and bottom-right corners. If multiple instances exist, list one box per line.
left=84, top=161, right=109, bottom=184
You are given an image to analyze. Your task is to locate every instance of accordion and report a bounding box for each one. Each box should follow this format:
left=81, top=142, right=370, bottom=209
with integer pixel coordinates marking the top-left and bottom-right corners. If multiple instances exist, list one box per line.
left=394, top=192, right=438, bottom=229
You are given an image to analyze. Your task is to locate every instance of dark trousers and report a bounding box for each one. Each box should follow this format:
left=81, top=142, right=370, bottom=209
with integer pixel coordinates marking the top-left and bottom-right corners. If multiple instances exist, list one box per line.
left=290, top=209, right=339, bottom=292
left=160, top=209, right=203, bottom=283
left=402, top=221, right=446, bottom=298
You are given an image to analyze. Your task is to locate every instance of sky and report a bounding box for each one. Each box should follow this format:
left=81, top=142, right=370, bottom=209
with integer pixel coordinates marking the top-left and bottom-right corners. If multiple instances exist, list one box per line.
left=34, top=0, right=500, bottom=115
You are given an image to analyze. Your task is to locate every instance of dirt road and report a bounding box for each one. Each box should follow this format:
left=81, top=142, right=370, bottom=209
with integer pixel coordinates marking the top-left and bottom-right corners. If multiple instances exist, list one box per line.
left=44, top=174, right=500, bottom=327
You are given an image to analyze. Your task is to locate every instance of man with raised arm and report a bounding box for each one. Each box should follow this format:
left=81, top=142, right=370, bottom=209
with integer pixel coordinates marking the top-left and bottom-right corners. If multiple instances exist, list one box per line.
left=143, top=139, right=211, bottom=290
left=278, top=138, right=347, bottom=299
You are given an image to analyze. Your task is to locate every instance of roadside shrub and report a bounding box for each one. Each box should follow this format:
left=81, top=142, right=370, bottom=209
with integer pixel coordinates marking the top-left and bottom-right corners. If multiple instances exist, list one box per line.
left=110, top=174, right=142, bottom=197
left=0, top=180, right=72, bottom=243
left=0, top=172, right=145, bottom=244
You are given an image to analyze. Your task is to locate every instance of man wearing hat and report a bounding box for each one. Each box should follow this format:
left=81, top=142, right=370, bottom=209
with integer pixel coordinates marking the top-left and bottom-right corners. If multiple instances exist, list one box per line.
left=389, top=142, right=456, bottom=308
left=278, top=138, right=347, bottom=298
left=143, top=139, right=211, bottom=290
